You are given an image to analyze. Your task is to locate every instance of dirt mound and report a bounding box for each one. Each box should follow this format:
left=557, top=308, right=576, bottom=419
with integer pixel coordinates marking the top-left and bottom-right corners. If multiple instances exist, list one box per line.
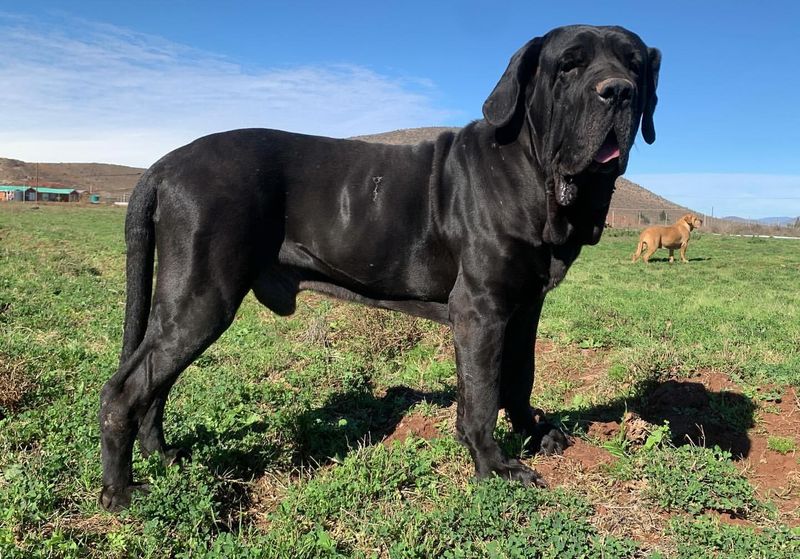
left=383, top=411, right=445, bottom=446
left=579, top=371, right=799, bottom=520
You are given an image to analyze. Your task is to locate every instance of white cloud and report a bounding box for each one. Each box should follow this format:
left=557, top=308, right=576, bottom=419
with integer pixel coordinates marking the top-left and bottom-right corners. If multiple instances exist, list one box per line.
left=627, top=173, right=800, bottom=219
left=0, top=13, right=455, bottom=167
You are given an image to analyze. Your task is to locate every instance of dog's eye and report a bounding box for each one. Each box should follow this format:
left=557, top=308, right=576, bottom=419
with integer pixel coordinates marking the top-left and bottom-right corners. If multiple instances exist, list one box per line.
left=559, top=58, right=583, bottom=75
left=627, top=54, right=643, bottom=74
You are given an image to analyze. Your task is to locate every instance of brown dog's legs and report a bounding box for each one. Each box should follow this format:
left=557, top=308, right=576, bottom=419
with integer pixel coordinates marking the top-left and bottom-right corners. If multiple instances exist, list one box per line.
left=642, top=243, right=658, bottom=263
left=668, top=249, right=675, bottom=263
left=632, top=241, right=645, bottom=262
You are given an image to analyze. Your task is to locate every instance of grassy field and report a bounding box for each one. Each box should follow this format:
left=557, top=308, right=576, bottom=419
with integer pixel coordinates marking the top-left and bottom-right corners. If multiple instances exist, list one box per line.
left=1, top=204, right=799, bottom=558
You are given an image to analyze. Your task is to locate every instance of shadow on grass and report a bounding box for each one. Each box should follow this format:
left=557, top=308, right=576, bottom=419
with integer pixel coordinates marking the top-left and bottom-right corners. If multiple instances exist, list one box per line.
left=189, top=385, right=455, bottom=481
left=293, top=385, right=455, bottom=465
left=182, top=376, right=756, bottom=484
left=641, top=256, right=712, bottom=263
left=563, top=378, right=756, bottom=459
left=168, top=384, right=454, bottom=527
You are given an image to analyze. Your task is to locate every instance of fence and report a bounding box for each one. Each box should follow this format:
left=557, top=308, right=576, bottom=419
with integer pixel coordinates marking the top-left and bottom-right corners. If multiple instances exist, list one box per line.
left=607, top=208, right=696, bottom=228
left=609, top=208, right=800, bottom=237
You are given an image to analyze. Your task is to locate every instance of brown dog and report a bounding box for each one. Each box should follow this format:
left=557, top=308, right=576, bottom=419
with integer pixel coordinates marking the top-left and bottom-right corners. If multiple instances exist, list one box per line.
left=632, top=213, right=702, bottom=263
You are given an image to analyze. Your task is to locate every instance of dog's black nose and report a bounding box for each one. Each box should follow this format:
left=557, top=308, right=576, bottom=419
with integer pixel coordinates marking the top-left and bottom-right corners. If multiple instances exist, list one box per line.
left=595, top=78, right=633, bottom=103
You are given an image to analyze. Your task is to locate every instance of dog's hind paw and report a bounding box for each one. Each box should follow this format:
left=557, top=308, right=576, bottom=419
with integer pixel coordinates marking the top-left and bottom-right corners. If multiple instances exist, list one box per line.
left=162, top=446, right=192, bottom=466
left=99, top=482, right=150, bottom=512
left=484, top=458, right=548, bottom=488
left=538, top=427, right=568, bottom=456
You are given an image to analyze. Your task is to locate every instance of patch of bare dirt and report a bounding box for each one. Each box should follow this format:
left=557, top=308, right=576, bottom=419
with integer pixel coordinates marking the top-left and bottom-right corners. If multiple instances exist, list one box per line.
left=534, top=438, right=615, bottom=481
left=532, top=443, right=671, bottom=549
left=383, top=411, right=445, bottom=446
left=573, top=369, right=799, bottom=525
left=744, top=388, right=800, bottom=521
left=247, top=472, right=292, bottom=530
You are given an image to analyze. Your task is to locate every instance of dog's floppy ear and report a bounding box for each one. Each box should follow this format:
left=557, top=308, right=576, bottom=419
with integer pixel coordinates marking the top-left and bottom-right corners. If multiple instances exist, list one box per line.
left=641, top=47, right=661, bottom=145
left=483, top=37, right=544, bottom=128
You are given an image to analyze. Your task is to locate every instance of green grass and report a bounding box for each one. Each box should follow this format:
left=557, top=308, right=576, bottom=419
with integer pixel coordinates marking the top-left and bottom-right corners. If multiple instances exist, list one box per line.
left=541, top=229, right=800, bottom=387
left=767, top=436, right=797, bottom=455
left=1, top=205, right=799, bottom=557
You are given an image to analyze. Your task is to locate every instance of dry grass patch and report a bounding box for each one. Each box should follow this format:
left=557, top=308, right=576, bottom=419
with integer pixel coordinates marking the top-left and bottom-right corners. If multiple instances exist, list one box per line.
left=0, top=355, right=35, bottom=416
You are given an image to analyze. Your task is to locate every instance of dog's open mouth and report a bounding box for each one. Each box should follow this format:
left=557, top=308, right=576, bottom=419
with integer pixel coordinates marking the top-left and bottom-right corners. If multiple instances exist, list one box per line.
left=554, top=130, right=622, bottom=207
left=593, top=130, right=620, bottom=164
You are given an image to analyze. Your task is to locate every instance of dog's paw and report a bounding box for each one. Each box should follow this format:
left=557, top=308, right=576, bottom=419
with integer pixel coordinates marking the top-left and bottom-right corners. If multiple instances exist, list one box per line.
left=162, top=446, right=192, bottom=467
left=538, top=427, right=568, bottom=456
left=485, top=459, right=548, bottom=488
left=99, top=482, right=150, bottom=512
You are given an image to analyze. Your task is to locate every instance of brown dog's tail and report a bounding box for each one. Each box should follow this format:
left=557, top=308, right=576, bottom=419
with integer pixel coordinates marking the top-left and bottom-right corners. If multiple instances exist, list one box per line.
left=119, top=169, right=158, bottom=365
left=632, top=240, right=646, bottom=262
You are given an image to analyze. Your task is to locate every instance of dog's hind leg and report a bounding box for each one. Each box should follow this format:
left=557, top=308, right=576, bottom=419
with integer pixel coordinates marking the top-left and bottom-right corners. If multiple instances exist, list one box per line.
left=632, top=240, right=645, bottom=262
left=99, top=213, right=256, bottom=511
left=642, top=243, right=658, bottom=263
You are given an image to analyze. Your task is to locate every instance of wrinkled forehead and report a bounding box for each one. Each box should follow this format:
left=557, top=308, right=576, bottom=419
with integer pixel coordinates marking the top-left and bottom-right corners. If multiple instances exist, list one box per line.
left=540, top=25, right=646, bottom=64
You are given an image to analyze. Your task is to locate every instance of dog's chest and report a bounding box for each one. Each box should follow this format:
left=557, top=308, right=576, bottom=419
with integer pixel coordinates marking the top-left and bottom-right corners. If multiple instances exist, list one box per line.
left=542, top=245, right=581, bottom=294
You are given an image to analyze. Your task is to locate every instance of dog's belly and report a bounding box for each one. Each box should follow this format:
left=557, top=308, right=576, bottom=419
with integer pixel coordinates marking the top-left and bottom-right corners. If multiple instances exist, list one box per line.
left=276, top=239, right=453, bottom=303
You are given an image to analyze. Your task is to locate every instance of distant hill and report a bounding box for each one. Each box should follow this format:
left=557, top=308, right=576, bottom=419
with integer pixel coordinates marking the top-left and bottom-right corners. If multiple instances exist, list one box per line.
left=723, top=216, right=798, bottom=226
left=0, top=157, right=144, bottom=199
left=2, top=127, right=691, bottom=223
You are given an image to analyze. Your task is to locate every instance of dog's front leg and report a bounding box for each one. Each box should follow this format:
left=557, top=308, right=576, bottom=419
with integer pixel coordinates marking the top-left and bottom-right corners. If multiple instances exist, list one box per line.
left=500, top=300, right=568, bottom=456
left=449, top=283, right=546, bottom=487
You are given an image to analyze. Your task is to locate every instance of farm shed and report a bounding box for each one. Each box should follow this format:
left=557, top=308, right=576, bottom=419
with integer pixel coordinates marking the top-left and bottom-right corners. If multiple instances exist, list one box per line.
left=0, top=186, right=37, bottom=202
left=34, top=187, right=81, bottom=202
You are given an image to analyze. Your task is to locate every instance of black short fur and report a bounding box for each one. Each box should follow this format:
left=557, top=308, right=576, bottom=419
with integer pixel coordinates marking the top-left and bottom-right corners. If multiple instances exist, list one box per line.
left=99, top=25, right=660, bottom=510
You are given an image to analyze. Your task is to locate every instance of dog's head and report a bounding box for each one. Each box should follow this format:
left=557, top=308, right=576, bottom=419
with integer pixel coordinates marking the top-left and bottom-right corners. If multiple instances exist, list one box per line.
left=682, top=213, right=703, bottom=230
left=483, top=25, right=660, bottom=244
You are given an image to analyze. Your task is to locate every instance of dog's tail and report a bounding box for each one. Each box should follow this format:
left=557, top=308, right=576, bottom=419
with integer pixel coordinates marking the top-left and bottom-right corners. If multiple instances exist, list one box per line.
left=632, top=240, right=646, bottom=262
left=119, top=169, right=158, bottom=365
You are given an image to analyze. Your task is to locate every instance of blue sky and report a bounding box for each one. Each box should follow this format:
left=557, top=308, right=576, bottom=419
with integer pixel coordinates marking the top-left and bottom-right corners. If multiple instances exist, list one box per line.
left=1, top=1, right=798, bottom=218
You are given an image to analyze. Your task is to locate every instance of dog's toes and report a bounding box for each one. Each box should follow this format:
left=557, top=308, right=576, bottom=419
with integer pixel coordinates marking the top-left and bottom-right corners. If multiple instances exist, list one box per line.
left=99, top=482, right=149, bottom=512
left=539, top=428, right=568, bottom=455
left=162, top=447, right=192, bottom=467
left=99, top=485, right=127, bottom=512
left=493, top=459, right=548, bottom=488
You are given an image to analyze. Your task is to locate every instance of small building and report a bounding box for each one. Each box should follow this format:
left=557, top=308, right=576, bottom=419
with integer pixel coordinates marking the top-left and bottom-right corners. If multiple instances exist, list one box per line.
left=35, top=187, right=81, bottom=202
left=0, top=186, right=37, bottom=202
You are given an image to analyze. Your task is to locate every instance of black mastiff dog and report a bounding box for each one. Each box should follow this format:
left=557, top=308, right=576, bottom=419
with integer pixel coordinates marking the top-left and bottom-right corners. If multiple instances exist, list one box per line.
left=100, top=24, right=660, bottom=510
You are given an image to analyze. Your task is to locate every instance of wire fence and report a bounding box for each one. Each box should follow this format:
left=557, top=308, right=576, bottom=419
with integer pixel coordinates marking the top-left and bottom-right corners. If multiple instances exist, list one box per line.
left=608, top=208, right=800, bottom=237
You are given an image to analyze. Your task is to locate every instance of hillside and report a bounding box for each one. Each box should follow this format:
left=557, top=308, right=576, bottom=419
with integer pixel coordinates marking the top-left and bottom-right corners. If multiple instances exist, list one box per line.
left=2, top=127, right=688, bottom=222
left=0, top=157, right=143, bottom=199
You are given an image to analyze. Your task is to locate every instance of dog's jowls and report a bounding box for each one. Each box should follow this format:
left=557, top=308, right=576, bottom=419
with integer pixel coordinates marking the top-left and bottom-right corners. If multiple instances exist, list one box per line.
left=99, top=25, right=660, bottom=511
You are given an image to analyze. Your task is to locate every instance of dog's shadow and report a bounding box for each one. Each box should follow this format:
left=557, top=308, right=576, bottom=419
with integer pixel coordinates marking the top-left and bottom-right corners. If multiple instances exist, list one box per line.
left=567, top=379, right=755, bottom=458
left=193, top=375, right=755, bottom=486
left=192, top=385, right=455, bottom=480
left=644, top=256, right=712, bottom=263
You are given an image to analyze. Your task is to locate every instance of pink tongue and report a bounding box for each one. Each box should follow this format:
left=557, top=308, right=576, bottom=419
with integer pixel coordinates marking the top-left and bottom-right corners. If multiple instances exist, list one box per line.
left=594, top=140, right=620, bottom=163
